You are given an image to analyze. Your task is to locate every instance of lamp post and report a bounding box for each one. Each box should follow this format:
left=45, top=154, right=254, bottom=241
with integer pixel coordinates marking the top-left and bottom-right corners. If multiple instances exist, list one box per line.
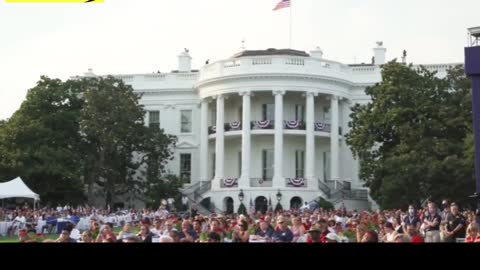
left=465, top=26, right=480, bottom=214
left=238, top=189, right=245, bottom=203
left=276, top=190, right=282, bottom=202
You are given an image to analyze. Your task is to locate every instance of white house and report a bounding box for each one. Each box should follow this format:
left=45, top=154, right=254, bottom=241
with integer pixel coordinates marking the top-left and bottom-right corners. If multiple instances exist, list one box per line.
left=86, top=43, right=461, bottom=212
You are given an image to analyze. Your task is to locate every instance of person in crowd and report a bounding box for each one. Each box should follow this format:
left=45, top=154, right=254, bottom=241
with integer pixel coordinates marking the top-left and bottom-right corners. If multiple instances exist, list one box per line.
left=207, top=232, right=222, bottom=243
left=232, top=220, right=250, bottom=243
left=179, top=220, right=197, bottom=243
left=406, top=224, right=424, bottom=243
left=138, top=224, right=153, bottom=243
left=118, top=223, right=135, bottom=242
left=290, top=216, right=306, bottom=242
left=465, top=223, right=480, bottom=243
left=79, top=231, right=93, bottom=243
left=272, top=216, right=293, bottom=242
left=423, top=201, right=442, bottom=243
left=443, top=203, right=466, bottom=243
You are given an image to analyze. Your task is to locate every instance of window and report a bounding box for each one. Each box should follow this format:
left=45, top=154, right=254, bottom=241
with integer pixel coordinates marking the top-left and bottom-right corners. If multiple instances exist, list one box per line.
left=262, top=104, right=275, bottom=121
left=295, top=105, right=305, bottom=121
left=212, top=153, right=216, bottom=179
left=211, top=110, right=217, bottom=126
left=238, top=151, right=242, bottom=177
left=323, top=152, right=331, bottom=181
left=180, top=153, right=192, bottom=183
left=181, top=110, right=192, bottom=133
left=295, top=150, right=305, bottom=178
left=324, top=107, right=331, bottom=122
left=149, top=111, right=160, bottom=128
left=262, top=149, right=274, bottom=181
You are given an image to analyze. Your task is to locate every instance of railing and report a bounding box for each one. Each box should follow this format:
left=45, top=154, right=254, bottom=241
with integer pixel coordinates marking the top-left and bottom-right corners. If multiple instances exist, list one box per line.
left=208, top=126, right=216, bottom=135
left=315, top=122, right=331, bottom=132
left=207, top=121, right=336, bottom=134
left=252, top=120, right=274, bottom=130
left=286, top=178, right=308, bottom=188
left=224, top=121, right=242, bottom=132
left=284, top=120, right=306, bottom=130
left=252, top=58, right=272, bottom=65
left=317, top=179, right=331, bottom=197
left=250, top=178, right=273, bottom=188
left=285, top=58, right=305, bottom=66
left=220, top=178, right=239, bottom=188
left=144, top=74, right=166, bottom=80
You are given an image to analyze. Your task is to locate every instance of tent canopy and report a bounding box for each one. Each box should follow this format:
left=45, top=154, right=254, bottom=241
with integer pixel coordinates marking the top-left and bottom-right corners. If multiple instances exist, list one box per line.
left=0, top=177, right=40, bottom=201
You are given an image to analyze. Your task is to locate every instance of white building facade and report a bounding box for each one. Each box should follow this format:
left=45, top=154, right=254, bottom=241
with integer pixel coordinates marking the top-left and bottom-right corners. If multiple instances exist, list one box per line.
left=92, top=44, right=460, bottom=212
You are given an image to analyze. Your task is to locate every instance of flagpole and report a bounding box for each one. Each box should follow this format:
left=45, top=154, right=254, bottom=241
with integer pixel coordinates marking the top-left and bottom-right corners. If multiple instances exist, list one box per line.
left=289, top=0, right=293, bottom=49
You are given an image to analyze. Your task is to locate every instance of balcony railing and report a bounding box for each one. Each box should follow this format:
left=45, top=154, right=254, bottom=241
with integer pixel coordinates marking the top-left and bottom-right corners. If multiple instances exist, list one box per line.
left=220, top=178, right=239, bottom=188
left=208, top=121, right=334, bottom=134
left=286, top=178, right=308, bottom=188
left=250, top=178, right=273, bottom=188
left=225, top=121, right=243, bottom=132
left=314, top=122, right=331, bottom=132
left=284, top=120, right=306, bottom=130
left=252, top=120, right=274, bottom=130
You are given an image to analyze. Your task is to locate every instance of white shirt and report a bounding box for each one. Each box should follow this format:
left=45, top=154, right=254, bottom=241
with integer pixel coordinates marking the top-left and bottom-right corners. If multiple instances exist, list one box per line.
left=14, top=216, right=26, bottom=224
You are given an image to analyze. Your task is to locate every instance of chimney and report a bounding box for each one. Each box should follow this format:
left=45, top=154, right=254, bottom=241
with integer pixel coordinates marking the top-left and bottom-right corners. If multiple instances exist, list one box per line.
left=84, top=68, right=96, bottom=77
left=401, top=50, right=407, bottom=64
left=178, top=49, right=192, bottom=72
left=373, top=41, right=386, bottom=65
left=310, top=47, right=324, bottom=59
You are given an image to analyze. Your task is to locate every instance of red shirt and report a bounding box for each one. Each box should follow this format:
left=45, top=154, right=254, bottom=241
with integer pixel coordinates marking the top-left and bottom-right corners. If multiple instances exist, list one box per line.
left=466, top=237, right=480, bottom=243
left=411, top=235, right=424, bottom=243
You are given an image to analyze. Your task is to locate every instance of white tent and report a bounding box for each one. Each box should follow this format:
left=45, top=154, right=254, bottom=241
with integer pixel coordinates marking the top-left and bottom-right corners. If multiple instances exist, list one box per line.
left=0, top=177, right=40, bottom=201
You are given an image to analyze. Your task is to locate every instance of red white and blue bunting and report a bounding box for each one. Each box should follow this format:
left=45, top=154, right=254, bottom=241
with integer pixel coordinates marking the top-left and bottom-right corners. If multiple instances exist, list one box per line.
left=287, top=178, right=306, bottom=187
left=229, top=121, right=242, bottom=130
left=285, top=120, right=300, bottom=129
left=256, top=120, right=271, bottom=129
left=315, top=122, right=330, bottom=132
left=223, top=178, right=239, bottom=188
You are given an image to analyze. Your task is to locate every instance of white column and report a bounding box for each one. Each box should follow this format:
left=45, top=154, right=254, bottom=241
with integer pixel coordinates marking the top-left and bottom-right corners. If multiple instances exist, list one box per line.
left=305, top=92, right=316, bottom=183
left=199, top=99, right=209, bottom=182
left=240, top=92, right=251, bottom=188
left=214, top=95, right=225, bottom=187
left=330, top=95, right=340, bottom=180
left=273, top=91, right=285, bottom=188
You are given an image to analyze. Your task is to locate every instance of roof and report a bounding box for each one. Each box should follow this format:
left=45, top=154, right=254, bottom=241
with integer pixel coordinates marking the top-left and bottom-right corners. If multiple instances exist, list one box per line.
left=233, top=48, right=310, bottom=58
left=0, top=177, right=40, bottom=201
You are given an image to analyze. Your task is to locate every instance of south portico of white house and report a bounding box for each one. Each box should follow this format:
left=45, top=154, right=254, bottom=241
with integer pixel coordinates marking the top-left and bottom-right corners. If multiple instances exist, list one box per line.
left=82, top=46, right=459, bottom=211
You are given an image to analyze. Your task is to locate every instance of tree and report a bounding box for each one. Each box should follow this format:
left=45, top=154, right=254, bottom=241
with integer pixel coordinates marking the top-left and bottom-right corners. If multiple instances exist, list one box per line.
left=237, top=203, right=248, bottom=215
left=145, top=175, right=184, bottom=209
left=0, top=76, right=86, bottom=204
left=0, top=76, right=177, bottom=207
left=346, top=62, right=474, bottom=209
left=78, top=76, right=176, bottom=206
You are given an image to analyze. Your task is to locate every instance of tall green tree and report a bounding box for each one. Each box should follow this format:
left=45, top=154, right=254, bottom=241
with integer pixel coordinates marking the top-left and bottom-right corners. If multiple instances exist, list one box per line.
left=0, top=76, right=86, bottom=204
left=78, top=76, right=176, bottom=206
left=0, top=76, right=177, bottom=207
left=346, top=62, right=474, bottom=209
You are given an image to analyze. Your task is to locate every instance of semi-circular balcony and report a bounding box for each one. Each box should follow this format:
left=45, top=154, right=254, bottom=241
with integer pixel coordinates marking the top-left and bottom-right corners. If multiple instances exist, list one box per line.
left=207, top=120, right=335, bottom=139
left=197, top=54, right=356, bottom=88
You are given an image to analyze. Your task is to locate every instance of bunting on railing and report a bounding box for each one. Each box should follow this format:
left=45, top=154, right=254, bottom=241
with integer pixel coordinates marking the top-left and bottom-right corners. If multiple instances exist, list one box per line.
left=285, top=120, right=300, bottom=129
left=223, top=178, right=239, bottom=188
left=256, top=120, right=271, bottom=129
left=229, top=121, right=242, bottom=130
left=287, top=178, right=306, bottom=187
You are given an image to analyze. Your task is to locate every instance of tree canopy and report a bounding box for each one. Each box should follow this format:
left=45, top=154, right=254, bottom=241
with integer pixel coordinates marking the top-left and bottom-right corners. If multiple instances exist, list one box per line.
left=0, top=76, right=177, bottom=206
left=346, top=62, right=475, bottom=209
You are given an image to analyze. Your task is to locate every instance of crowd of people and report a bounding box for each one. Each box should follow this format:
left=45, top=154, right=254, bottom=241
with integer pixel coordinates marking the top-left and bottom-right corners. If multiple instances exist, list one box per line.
left=1, top=199, right=480, bottom=243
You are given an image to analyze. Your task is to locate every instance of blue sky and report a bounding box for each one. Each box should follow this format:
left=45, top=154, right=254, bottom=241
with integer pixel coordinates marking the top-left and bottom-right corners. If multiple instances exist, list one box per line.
left=0, top=0, right=478, bottom=120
